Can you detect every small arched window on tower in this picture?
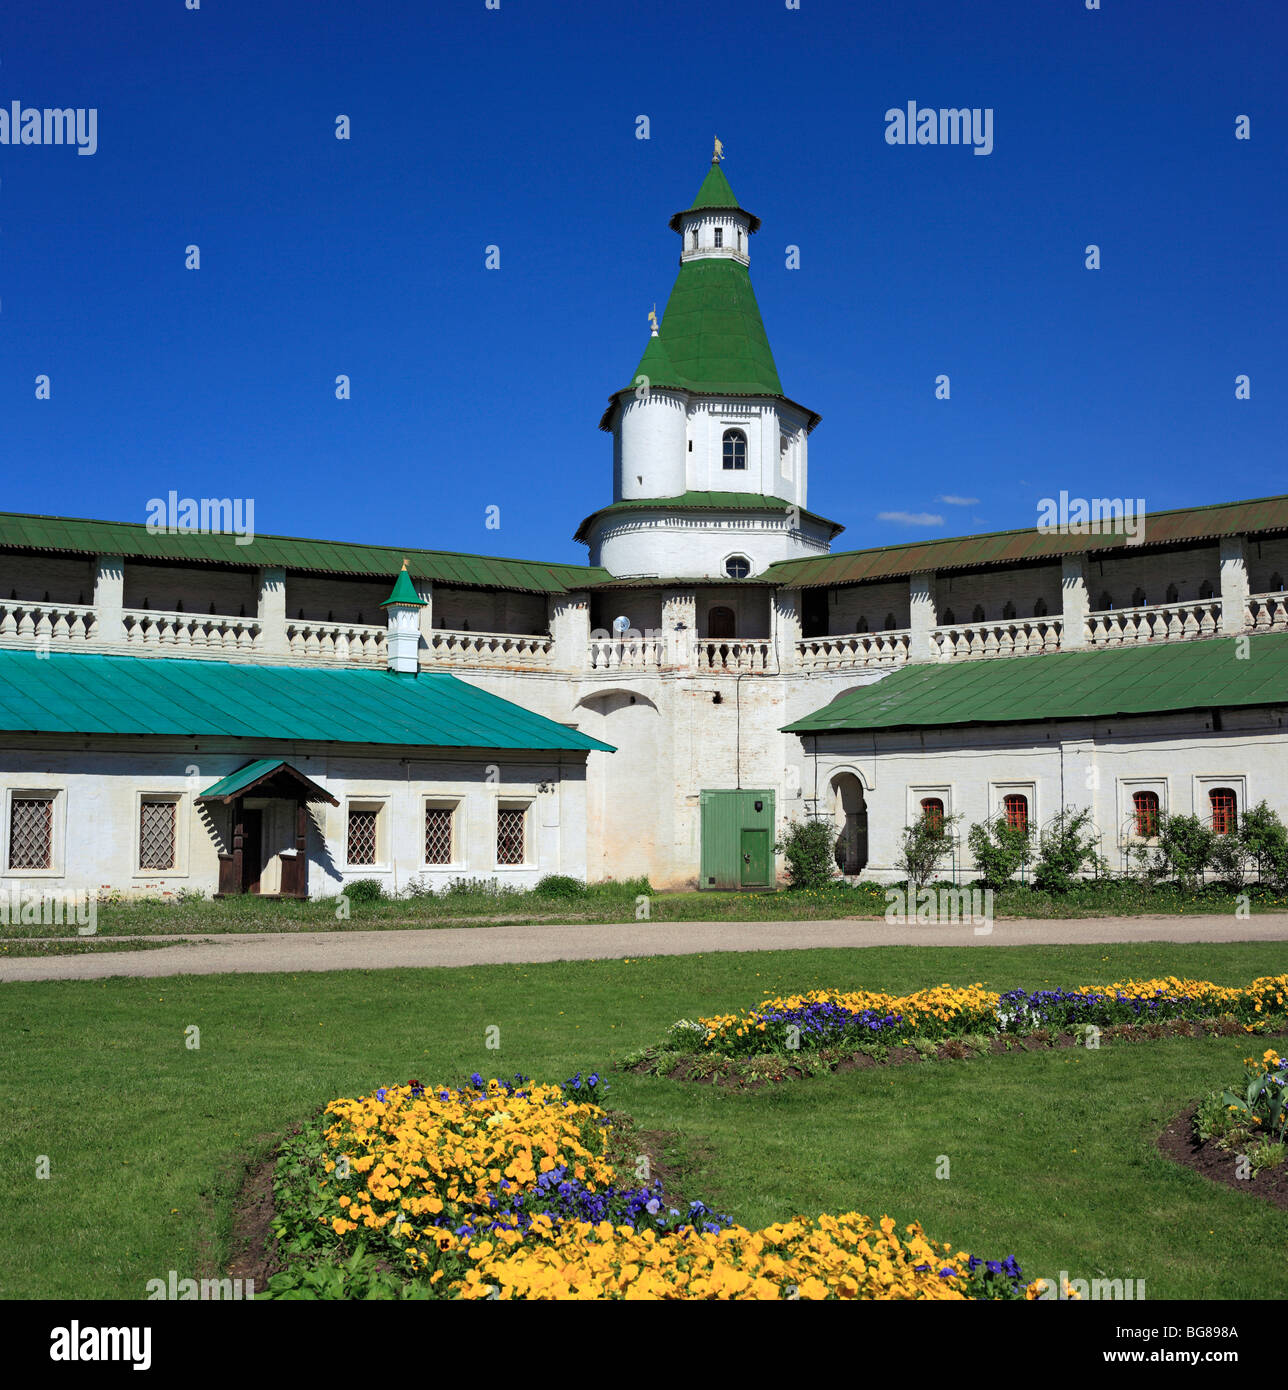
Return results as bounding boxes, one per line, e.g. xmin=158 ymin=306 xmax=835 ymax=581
xmin=714 ymin=226 xmax=723 ymax=249
xmin=1002 ymin=794 xmax=1029 ymax=833
xmin=1132 ymin=790 xmax=1160 ymax=839
xmin=737 ymin=227 xmax=743 ymax=253
xmin=1209 ymin=787 xmax=1238 ymax=836
xmin=722 ymin=429 xmax=747 ymax=471
xmin=690 ymin=228 xmax=698 ymax=251
xmin=724 ymin=555 xmax=751 ymax=579
xmin=920 ymin=797 xmax=945 ymax=831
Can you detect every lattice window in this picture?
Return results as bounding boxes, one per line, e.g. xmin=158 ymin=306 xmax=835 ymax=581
xmin=1209 ymin=788 xmax=1238 ymax=836
xmin=920 ymin=798 xmax=945 ymax=831
xmin=1003 ymin=794 xmax=1029 ymax=833
xmin=722 ymin=429 xmax=746 ymax=470
xmin=497 ymin=807 xmax=526 ymax=865
xmin=139 ymin=799 xmax=176 ymax=870
xmin=1132 ymin=790 xmax=1160 ymax=838
xmin=425 ymin=806 xmax=454 ymax=865
xmin=347 ymin=807 xmax=379 ymax=865
xmin=8 ymin=797 xmax=52 ymax=869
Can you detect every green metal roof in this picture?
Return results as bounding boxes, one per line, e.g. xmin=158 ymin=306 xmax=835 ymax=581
xmin=0 ymin=651 xmax=615 ymax=752
xmin=0 ymin=512 xmax=610 ymax=595
xmin=574 ymin=491 xmax=845 ymax=544
xmin=783 ymin=634 xmax=1288 ymax=735
xmin=667 ymin=160 xmax=762 ymax=232
xmin=762 ymin=493 xmax=1288 ymax=590
xmin=197 ymin=758 xmax=339 ymax=804
xmin=381 ymin=566 xmax=426 ymax=607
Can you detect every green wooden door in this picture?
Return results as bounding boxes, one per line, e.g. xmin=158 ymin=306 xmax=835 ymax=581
xmin=740 ymin=828 xmax=770 ymax=888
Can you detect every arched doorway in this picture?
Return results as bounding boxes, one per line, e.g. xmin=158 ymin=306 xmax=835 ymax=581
xmin=707 ymin=606 xmax=736 ymax=639
xmin=830 ymin=772 xmax=868 ymax=875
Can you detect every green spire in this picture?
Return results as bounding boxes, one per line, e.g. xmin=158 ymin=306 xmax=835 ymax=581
xmin=380 ymin=561 xmax=426 ymax=608
xmin=689 ymin=159 xmax=740 ymax=212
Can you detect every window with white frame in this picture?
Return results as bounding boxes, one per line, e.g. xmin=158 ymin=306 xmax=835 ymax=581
xmin=139 ymin=798 xmax=178 ymax=871
xmin=424 ymin=801 xmax=457 ymax=866
xmin=346 ymin=801 xmax=385 ymax=867
xmin=8 ymin=793 xmax=55 ymax=870
xmin=496 ymin=802 xmax=530 ymax=866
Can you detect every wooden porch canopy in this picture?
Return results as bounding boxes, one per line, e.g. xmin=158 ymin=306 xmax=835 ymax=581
xmin=197 ymin=760 xmax=338 ymax=899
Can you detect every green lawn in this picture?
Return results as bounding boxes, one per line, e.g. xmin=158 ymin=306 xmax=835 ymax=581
xmin=2 ymin=940 xmax=1285 ymax=1299
xmin=7 ymin=875 xmax=1287 ymax=938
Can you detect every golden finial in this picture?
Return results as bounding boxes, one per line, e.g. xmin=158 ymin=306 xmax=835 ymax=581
xmin=712 ymin=135 xmax=724 ymax=163
xmin=648 ymin=304 xmax=658 ymax=335
xmin=401 ymin=557 xmax=410 ymax=571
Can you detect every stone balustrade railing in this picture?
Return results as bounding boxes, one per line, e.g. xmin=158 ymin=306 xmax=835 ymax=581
xmin=698 ymin=638 xmax=775 ymax=672
xmin=1246 ymin=592 xmax=1288 ymax=633
xmin=285 ymin=619 xmax=387 ymax=664
xmin=795 ymin=629 xmax=912 ymax=671
xmin=933 ymin=618 xmax=1063 ymax=660
xmin=1084 ymin=598 xmax=1222 ymax=646
xmin=587 ymin=636 xmax=666 ymax=671
xmin=427 ymin=629 xmax=555 ymax=669
xmin=123 ymin=608 xmax=262 ymax=653
xmin=0 ymin=601 xmax=98 ymax=646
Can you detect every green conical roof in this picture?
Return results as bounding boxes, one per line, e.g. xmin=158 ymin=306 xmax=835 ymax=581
xmin=623 ymin=258 xmax=783 ymax=398
xmin=380 ymin=564 xmax=426 ymax=607
xmin=690 ymin=160 xmax=740 ymax=211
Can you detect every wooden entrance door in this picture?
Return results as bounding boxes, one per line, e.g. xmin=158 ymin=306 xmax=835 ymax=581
xmin=241 ymin=809 xmax=264 ymax=894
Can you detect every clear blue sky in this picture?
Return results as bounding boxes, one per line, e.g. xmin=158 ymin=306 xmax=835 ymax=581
xmin=1 ymin=1 xmax=1284 ymax=563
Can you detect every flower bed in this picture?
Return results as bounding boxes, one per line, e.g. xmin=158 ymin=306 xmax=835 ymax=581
xmin=671 ymin=975 xmax=1288 ymax=1060
xmin=1194 ymin=1047 xmax=1288 ymax=1163
xmin=262 ymin=1071 xmax=1031 ymax=1300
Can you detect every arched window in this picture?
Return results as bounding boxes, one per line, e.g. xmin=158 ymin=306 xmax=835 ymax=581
xmin=1165 ymin=583 xmax=1179 ymax=603
xmin=713 ymin=226 xmax=724 ymax=249
xmin=1002 ymin=794 xmax=1029 ymax=833
xmin=1132 ymin=587 xmax=1147 ymax=607
xmin=1033 ymin=597 xmax=1048 ymax=617
xmin=883 ymin=612 xmax=897 ymax=631
xmin=920 ymin=797 xmax=945 ymax=831
xmin=722 ymin=429 xmax=747 ymax=470
xmin=707 ymin=606 xmax=736 ymax=639
xmin=1271 ymin=572 xmax=1284 ymax=592
xmin=941 ymin=608 xmax=956 ymax=625
xmin=1002 ymin=600 xmax=1016 ymax=620
xmin=1132 ymin=789 xmax=1160 ymax=838
xmin=972 ymin=604 xmax=985 ymax=622
xmin=690 ymin=229 xmax=698 ymax=250
xmin=1209 ymin=788 xmax=1238 ymax=835
xmin=1098 ymin=592 xmax=1113 ymax=611
xmin=1198 ymin=580 xmax=1214 ymax=600
xmin=856 ymin=616 xmax=869 ymax=632
xmin=724 ymin=555 xmax=751 ymax=579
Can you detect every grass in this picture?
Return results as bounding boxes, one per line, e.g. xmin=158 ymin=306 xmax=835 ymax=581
xmin=8 ymin=875 xmax=1287 ymax=938
xmin=2 ymin=940 xmax=1286 ymax=1299
xmin=0 ymin=939 xmax=182 ymax=958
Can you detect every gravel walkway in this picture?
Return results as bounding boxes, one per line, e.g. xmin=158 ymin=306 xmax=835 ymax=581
xmin=2 ymin=913 xmax=1286 ymax=983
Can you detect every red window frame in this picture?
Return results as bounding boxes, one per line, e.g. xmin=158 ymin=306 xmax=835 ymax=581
xmin=1002 ymin=794 xmax=1029 ymax=833
xmin=1132 ymin=790 xmax=1160 ymax=839
xmin=919 ymin=797 xmax=945 ymax=831
xmin=1209 ymin=788 xmax=1237 ymax=836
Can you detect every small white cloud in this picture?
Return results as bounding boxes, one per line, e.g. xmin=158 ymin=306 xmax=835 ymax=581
xmin=937 ymin=495 xmax=979 ymax=506
xmin=877 ymin=511 xmax=944 ymax=527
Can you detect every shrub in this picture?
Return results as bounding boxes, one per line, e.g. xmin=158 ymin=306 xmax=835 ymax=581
xmin=1032 ymin=808 xmax=1100 ymax=894
xmin=344 ymin=878 xmax=385 ymax=903
xmin=1156 ymin=813 xmax=1215 ymax=888
xmin=534 ymin=874 xmax=589 ymax=900
xmin=774 ymin=817 xmax=838 ymax=890
xmin=1208 ymin=831 xmax=1248 ymax=889
xmin=895 ymin=812 xmax=959 ymax=890
xmin=967 ymin=816 xmax=1032 ymax=890
xmin=1240 ymin=801 xmax=1288 ymax=887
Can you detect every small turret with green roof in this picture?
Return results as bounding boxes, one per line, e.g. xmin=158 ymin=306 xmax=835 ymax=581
xmin=381 ymin=559 xmax=426 ymax=609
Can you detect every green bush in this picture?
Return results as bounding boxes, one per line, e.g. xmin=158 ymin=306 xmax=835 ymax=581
xmin=534 ymin=874 xmax=589 ymax=900
xmin=774 ymin=817 xmax=838 ymax=890
xmin=895 ymin=812 xmax=958 ymax=890
xmin=1032 ymin=808 xmax=1101 ymax=894
xmin=967 ymin=816 xmax=1032 ymax=890
xmin=1240 ymin=801 xmax=1288 ymax=887
xmin=344 ymin=878 xmax=385 ymax=904
xmin=1157 ymin=813 xmax=1216 ymax=889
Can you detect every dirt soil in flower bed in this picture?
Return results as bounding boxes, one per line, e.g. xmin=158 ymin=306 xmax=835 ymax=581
xmin=1157 ymin=1105 xmax=1288 ymax=1211
xmin=636 ymin=1019 xmax=1288 ymax=1091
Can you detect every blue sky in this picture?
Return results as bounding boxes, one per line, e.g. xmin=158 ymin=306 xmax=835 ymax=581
xmin=0 ymin=1 xmax=1284 ymax=564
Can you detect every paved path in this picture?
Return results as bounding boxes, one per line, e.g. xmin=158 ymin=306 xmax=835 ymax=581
xmin=2 ymin=913 xmax=1287 ymax=983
